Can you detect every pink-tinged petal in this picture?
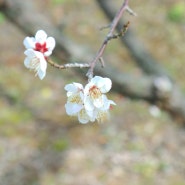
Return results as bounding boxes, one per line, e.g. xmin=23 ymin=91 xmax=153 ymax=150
xmin=35 ymin=30 xmax=47 ymax=43
xmin=23 ymin=37 xmax=35 ymax=49
xmin=46 ymin=37 xmax=56 ymax=51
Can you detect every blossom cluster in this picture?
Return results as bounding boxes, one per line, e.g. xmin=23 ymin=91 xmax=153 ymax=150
xmin=23 ymin=30 xmax=116 ymax=123
xmin=23 ymin=30 xmax=55 ymax=80
xmin=65 ymin=76 xmax=116 ymax=124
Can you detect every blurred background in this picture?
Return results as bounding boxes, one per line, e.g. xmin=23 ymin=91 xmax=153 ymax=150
xmin=0 ymin=0 xmax=185 ymax=184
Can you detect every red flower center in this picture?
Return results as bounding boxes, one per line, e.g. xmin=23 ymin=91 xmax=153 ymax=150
xmin=35 ymin=42 xmax=48 ymax=53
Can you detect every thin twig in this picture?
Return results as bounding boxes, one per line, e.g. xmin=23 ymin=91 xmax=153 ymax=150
xmin=126 ymin=6 xmax=137 ymax=16
xmin=86 ymin=0 xmax=130 ymax=79
xmin=47 ymin=58 xmax=90 ymax=69
xmin=45 ymin=0 xmax=131 ymax=77
xmin=47 ymin=58 xmax=65 ymax=69
xmin=107 ymin=21 xmax=130 ymax=40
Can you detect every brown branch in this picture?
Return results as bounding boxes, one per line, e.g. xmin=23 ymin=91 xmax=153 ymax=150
xmin=87 ymin=0 xmax=130 ymax=79
xmin=1 ymin=0 xmax=185 ymax=125
xmin=47 ymin=58 xmax=90 ymax=69
xmin=96 ymin=0 xmax=169 ymax=77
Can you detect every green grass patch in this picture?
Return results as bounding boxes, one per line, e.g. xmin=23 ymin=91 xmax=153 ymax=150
xmin=168 ymin=3 xmax=185 ymax=23
xmin=0 ymin=12 xmax=5 ymax=24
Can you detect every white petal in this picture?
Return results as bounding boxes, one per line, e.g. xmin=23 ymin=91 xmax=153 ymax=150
xmin=35 ymin=30 xmax=47 ymax=43
xmin=84 ymin=96 xmax=94 ymax=111
xmin=73 ymin=83 xmax=84 ymax=90
xmin=78 ymin=109 xmax=90 ymax=124
xmin=35 ymin=57 xmax=47 ymax=78
xmin=37 ymin=69 xmax=46 ymax=80
xmin=66 ymin=91 xmax=72 ymax=97
xmin=64 ymin=83 xmax=83 ymax=93
xmin=44 ymin=50 xmax=52 ymax=57
xmin=101 ymin=95 xmax=116 ymax=110
xmin=84 ymin=82 xmax=91 ymax=95
xmin=46 ymin=37 xmax=56 ymax=51
xmin=93 ymin=97 xmax=104 ymax=108
xmin=24 ymin=50 xmax=47 ymax=80
xmin=90 ymin=76 xmax=103 ymax=85
xmin=98 ymin=77 xmax=112 ymax=93
xmin=65 ymin=84 xmax=75 ymax=92
xmin=23 ymin=37 xmax=35 ymax=49
xmin=86 ymin=109 xmax=94 ymax=118
xmin=65 ymin=102 xmax=83 ymax=115
xmin=24 ymin=49 xmax=36 ymax=57
xmin=90 ymin=76 xmax=105 ymax=89
xmin=35 ymin=52 xmax=47 ymax=71
xmin=24 ymin=57 xmax=31 ymax=69
xmin=89 ymin=76 xmax=112 ymax=93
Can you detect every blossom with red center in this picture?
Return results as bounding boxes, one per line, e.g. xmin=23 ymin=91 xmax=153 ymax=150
xmin=23 ymin=30 xmax=55 ymax=79
xmin=35 ymin=42 xmax=48 ymax=54
xmin=23 ymin=30 xmax=55 ymax=57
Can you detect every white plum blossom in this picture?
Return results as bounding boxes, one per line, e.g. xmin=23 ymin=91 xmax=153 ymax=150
xmin=64 ymin=76 xmax=116 ymax=124
xmin=64 ymin=83 xmax=93 ymax=124
xmin=84 ymin=76 xmax=112 ymax=111
xmin=23 ymin=30 xmax=55 ymax=79
xmin=24 ymin=49 xmax=47 ymax=80
xmin=87 ymin=94 xmax=116 ymax=123
xmin=23 ymin=30 xmax=55 ymax=57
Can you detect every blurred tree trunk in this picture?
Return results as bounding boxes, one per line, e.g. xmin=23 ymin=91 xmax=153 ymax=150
xmin=1 ymin=0 xmax=185 ymax=125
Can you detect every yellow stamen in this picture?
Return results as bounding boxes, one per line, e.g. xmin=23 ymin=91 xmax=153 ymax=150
xmin=68 ymin=94 xmax=82 ymax=104
xmin=89 ymin=85 xmax=102 ymax=100
xmin=97 ymin=111 xmax=109 ymax=123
